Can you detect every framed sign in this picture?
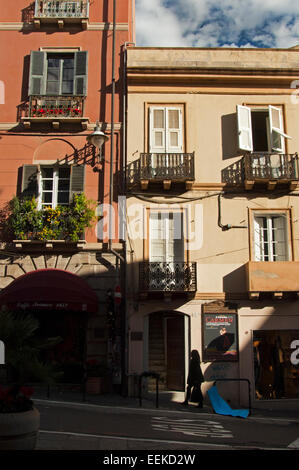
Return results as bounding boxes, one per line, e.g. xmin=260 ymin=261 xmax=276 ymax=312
xmin=202 ymin=312 xmax=239 ymax=362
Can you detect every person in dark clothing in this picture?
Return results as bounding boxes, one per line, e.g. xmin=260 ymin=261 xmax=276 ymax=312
xmin=182 ymin=350 xmax=204 ymax=408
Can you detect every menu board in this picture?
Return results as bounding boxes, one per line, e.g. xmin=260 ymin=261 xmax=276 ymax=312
xmin=202 ymin=313 xmax=238 ymax=362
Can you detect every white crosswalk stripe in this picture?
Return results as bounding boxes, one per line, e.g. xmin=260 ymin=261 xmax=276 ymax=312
xmin=152 ymin=417 xmax=233 ymax=439
xmin=288 ymin=437 xmax=299 ymax=449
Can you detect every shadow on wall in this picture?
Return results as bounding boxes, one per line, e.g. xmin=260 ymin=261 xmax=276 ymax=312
xmin=221 ymin=113 xmax=239 ymax=160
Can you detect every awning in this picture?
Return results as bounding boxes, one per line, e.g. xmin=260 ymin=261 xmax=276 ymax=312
xmin=0 ymin=269 xmax=98 ymax=313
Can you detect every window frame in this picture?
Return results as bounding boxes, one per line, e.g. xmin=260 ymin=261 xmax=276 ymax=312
xmin=144 ymin=207 xmax=189 ymax=263
xmin=237 ymin=104 xmax=291 ymax=154
xmin=146 ymin=103 xmax=185 ymax=154
xmin=249 ymin=208 xmax=293 ymax=262
xmin=38 ymin=165 xmax=71 ymax=209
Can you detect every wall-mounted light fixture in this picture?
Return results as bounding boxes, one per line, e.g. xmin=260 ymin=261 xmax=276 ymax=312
xmin=86 ymin=121 xmax=109 ymax=166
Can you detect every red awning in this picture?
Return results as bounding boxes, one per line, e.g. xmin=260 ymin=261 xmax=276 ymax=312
xmin=0 ymin=269 xmax=98 ymax=313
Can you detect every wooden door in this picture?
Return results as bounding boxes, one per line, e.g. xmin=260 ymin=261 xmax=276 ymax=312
xmin=166 ymin=316 xmax=185 ymax=391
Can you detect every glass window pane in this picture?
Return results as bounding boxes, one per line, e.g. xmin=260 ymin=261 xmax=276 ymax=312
xmin=43 ymin=180 xmax=53 ymax=191
xmin=170 ymin=132 xmax=178 ymax=147
xmin=58 ymin=180 xmax=70 ymax=191
xmin=42 ymin=192 xmax=53 ymax=204
xmin=47 ymin=58 xmax=60 ymax=68
xmin=62 ymin=81 xmax=73 ymax=94
xmin=62 ymin=68 xmax=74 ymax=81
xmin=168 ymin=109 xmax=179 ymax=129
xmin=154 ymin=131 xmax=163 ymax=147
xmin=47 ymin=69 xmax=60 ymax=81
xmin=153 ymin=110 xmax=164 ymax=129
xmin=57 ymin=192 xmax=69 ymax=204
xmin=59 ymin=167 xmax=71 ymax=178
xmin=46 ymin=82 xmax=59 ymax=95
xmin=41 ymin=168 xmax=53 ymax=178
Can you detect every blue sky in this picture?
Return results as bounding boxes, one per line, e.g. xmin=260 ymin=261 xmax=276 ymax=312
xmin=135 ymin=0 xmax=299 ymax=48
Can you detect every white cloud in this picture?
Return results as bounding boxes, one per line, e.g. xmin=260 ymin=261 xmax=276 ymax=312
xmin=135 ymin=0 xmax=299 ymax=48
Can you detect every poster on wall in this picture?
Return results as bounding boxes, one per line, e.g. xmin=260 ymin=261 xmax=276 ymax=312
xmin=202 ymin=313 xmax=239 ymax=362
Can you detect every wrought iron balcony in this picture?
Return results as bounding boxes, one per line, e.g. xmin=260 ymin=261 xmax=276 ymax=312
xmin=139 ymin=262 xmax=197 ymax=293
xmin=35 ymin=0 xmax=89 ymax=18
xmin=127 ymin=153 xmax=195 ymax=190
xmin=21 ymin=95 xmax=87 ymax=129
xmin=222 ymin=152 xmax=299 ymax=190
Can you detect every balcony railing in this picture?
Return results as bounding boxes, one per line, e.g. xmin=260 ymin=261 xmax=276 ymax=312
xmin=139 ymin=153 xmax=195 ymax=181
xmin=26 ymin=95 xmax=85 ymax=118
xmin=244 ymin=153 xmax=299 ymax=180
xmin=34 ymin=0 xmax=89 ymax=19
xmin=222 ymin=153 xmax=299 ymax=188
xmin=139 ymin=262 xmax=197 ymax=293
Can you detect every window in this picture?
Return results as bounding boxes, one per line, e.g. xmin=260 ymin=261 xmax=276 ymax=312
xmin=237 ymin=105 xmax=291 ymax=153
xmin=28 ymin=50 xmax=88 ymax=96
xmin=149 ymin=106 xmax=183 ymax=153
xmin=40 ymin=166 xmax=71 ymax=208
xmin=21 ymin=164 xmax=85 ymax=207
xmin=46 ymin=54 xmax=74 ymax=95
xmin=253 ymin=213 xmax=289 ymax=261
xmin=149 ymin=211 xmax=184 ymax=263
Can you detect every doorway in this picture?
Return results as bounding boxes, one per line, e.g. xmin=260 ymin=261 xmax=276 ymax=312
xmin=148 ymin=312 xmax=188 ymax=391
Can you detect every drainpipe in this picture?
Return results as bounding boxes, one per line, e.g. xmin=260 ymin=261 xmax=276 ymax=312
xmin=218 ymin=194 xmax=248 ymax=230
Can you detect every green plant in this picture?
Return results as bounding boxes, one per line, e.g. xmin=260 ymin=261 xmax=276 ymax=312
xmin=0 ymin=309 xmax=62 ymax=388
xmin=7 ymin=194 xmax=95 ymax=242
xmin=86 ymin=359 xmax=110 ymax=378
xmin=8 ymin=197 xmax=43 ymax=240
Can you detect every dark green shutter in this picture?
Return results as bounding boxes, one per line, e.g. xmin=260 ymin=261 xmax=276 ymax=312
xmin=69 ymin=164 xmax=85 ymax=202
xmin=28 ymin=51 xmax=46 ymax=96
xmin=21 ymin=164 xmax=39 ymax=198
xmin=74 ymin=51 xmax=88 ymax=96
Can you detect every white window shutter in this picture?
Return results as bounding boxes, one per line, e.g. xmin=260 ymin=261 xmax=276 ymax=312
xmin=149 ymin=107 xmax=166 ymax=153
xmin=268 ymin=105 xmax=291 ymax=153
xmin=149 ymin=213 xmax=165 ymax=262
xmin=166 ymin=108 xmax=183 ymax=153
xmin=237 ymin=105 xmax=253 ymax=152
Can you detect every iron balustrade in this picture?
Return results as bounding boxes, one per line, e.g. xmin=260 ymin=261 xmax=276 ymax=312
xmin=27 ymin=95 xmax=85 ymax=118
xmin=140 ymin=262 xmax=197 ymax=292
xmin=244 ymin=152 xmax=299 ymax=181
xmin=35 ymin=0 xmax=89 ymax=18
xmin=139 ymin=153 xmax=195 ymax=181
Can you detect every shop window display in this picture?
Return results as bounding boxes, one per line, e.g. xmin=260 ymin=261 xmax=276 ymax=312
xmin=253 ymin=330 xmax=299 ymax=400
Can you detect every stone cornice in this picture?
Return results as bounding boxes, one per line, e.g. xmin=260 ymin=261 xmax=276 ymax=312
xmin=0 ymin=22 xmax=128 ymax=31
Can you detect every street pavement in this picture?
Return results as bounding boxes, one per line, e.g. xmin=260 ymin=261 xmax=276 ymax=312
xmin=32 ymin=390 xmax=299 ymax=451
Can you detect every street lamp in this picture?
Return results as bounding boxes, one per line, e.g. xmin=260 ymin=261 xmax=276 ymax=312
xmin=86 ymin=121 xmax=109 ymax=163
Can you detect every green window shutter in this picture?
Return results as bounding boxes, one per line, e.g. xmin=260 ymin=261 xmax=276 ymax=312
xmin=69 ymin=164 xmax=85 ymax=202
xmin=28 ymin=51 xmax=46 ymax=96
xmin=21 ymin=164 xmax=39 ymax=198
xmin=74 ymin=51 xmax=88 ymax=96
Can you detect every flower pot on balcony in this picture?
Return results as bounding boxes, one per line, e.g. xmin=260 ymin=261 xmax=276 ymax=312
xmin=0 ymin=407 xmax=40 ymax=450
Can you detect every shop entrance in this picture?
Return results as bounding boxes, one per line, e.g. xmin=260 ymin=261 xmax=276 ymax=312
xmin=148 ymin=312 xmax=188 ymax=391
xmin=253 ymin=330 xmax=299 ymax=400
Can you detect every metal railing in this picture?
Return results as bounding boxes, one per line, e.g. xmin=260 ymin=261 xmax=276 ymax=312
xmin=244 ymin=152 xmax=299 ymax=180
xmin=222 ymin=152 xmax=299 ymax=184
xmin=139 ymin=262 xmax=197 ymax=292
xmin=26 ymin=95 xmax=85 ymax=118
xmin=35 ymin=0 xmax=89 ymax=18
xmin=139 ymin=153 xmax=195 ymax=181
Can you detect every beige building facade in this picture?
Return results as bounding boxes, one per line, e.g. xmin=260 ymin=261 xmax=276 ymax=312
xmin=125 ymin=46 xmax=299 ymax=409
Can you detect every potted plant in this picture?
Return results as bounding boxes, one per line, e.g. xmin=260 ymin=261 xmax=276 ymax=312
xmin=85 ymin=359 xmax=112 ymax=394
xmin=0 ymin=309 xmax=62 ymax=450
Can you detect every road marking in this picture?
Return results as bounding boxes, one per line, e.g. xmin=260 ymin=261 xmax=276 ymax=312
xmin=39 ymin=430 xmax=232 ymax=449
xmin=152 ymin=417 xmax=234 ymax=439
xmin=288 ymin=437 xmax=299 ymax=449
